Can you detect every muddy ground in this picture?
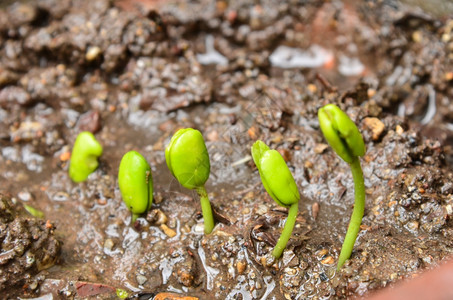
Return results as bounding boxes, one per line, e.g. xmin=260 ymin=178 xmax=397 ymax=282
xmin=0 ymin=0 xmax=452 ymax=299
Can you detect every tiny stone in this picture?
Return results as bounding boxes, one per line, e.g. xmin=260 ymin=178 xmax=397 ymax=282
xmin=446 ymin=204 xmax=453 ymax=216
xmin=405 ymin=220 xmax=419 ymax=232
xmin=86 ymin=46 xmax=102 ymax=61
xmin=154 ymin=193 xmax=163 ymax=204
xmin=177 ymin=269 xmax=194 ymax=287
xmin=237 ymin=261 xmax=247 ymax=274
xmin=395 ymin=125 xmax=404 ymax=135
xmin=77 ymin=110 xmax=101 ymax=133
xmin=18 ymin=191 xmax=33 ymax=201
xmin=321 ymin=256 xmax=334 ymax=265
xmin=28 ymin=280 xmax=38 ymax=290
xmin=160 ymin=224 xmax=177 ymax=238
xmin=363 ymin=117 xmax=385 ymax=141
xmin=256 ymin=204 xmax=268 ymax=215
xmin=412 ymin=30 xmax=422 ymax=43
xmin=316 ymin=249 xmax=328 ymax=258
xmin=207 ymin=130 xmax=219 ymax=141
xmin=261 ymin=254 xmax=276 ymax=267
xmin=367 ymin=88 xmax=376 ymax=98
xmin=104 ymin=239 xmax=114 ymax=251
xmin=314 ymin=143 xmax=328 ymax=154
xmin=193 ymin=223 xmax=204 ymax=233
xmin=307 ymin=84 xmax=317 ymax=93
xmin=282 ymin=250 xmax=299 ymax=267
xmin=249 ymin=271 xmax=256 ymax=279
xmin=136 ymin=274 xmax=147 ymax=285
xmin=147 ymin=209 xmax=168 ymax=225
xmin=284 ymin=267 xmax=296 ymax=275
xmin=291 ymin=277 xmax=301 ymax=286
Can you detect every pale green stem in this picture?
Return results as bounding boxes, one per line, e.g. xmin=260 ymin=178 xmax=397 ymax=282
xmin=196 ymin=185 xmax=215 ymax=234
xmin=131 ymin=213 xmax=140 ymax=223
xmin=272 ymin=202 xmax=299 ymax=259
xmin=337 ymin=156 xmax=365 ymax=270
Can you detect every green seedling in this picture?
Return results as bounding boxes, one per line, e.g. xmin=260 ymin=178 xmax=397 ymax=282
xmin=23 ymin=204 xmax=44 ymax=218
xmin=318 ymin=104 xmax=366 ymax=270
xmin=251 ymin=140 xmax=300 ymax=259
xmin=165 ymin=128 xmax=214 ymax=234
xmin=116 ymin=289 xmax=128 ymax=299
xmin=118 ymin=151 xmax=153 ymax=223
xmin=69 ymin=131 xmax=103 ymax=182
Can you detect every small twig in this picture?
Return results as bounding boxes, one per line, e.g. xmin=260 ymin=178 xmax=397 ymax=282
xmin=316 ymin=73 xmax=337 ymax=93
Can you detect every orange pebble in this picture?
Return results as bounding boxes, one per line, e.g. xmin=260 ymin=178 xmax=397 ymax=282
xmin=45 ymin=220 xmax=52 ymax=229
xmin=60 ymin=152 xmax=71 ymax=161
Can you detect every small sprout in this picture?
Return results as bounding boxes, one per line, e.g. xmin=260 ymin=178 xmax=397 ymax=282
xmin=318 ymin=104 xmax=366 ymax=270
xmin=69 ymin=131 xmax=103 ymax=182
xmin=23 ymin=204 xmax=44 ymax=218
xmin=116 ymin=289 xmax=128 ymax=299
xmin=165 ymin=128 xmax=214 ymax=234
xmin=118 ymin=151 xmax=153 ymax=223
xmin=318 ymin=104 xmax=365 ymax=163
xmin=165 ymin=128 xmax=210 ymax=189
xmin=251 ymin=140 xmax=300 ymax=259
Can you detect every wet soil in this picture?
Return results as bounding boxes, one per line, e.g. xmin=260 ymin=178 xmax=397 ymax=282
xmin=0 ymin=0 xmax=452 ymax=299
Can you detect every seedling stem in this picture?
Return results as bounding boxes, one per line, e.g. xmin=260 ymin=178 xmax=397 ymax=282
xmin=196 ymin=186 xmax=215 ymax=234
xmin=337 ymin=156 xmax=365 ymax=270
xmin=272 ymin=202 xmax=299 ymax=258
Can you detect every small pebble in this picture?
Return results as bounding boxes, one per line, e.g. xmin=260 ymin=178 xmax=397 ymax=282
xmin=207 ymin=130 xmax=219 ymax=141
xmin=363 ymin=117 xmax=385 ymax=141
xmin=405 ymin=220 xmax=419 ymax=232
xmin=321 ymin=256 xmax=334 ymax=265
xmin=136 ymin=274 xmax=147 ymax=285
xmin=282 ymin=250 xmax=299 ymax=267
xmin=307 ymin=84 xmax=317 ymax=93
xmin=86 ymin=46 xmax=102 ymax=61
xmin=412 ymin=31 xmax=422 ymax=43
xmin=284 ymin=267 xmax=296 ymax=275
xmin=104 ymin=239 xmax=114 ymax=251
xmin=316 ymin=249 xmax=328 ymax=258
xmin=193 ymin=223 xmax=205 ymax=233
xmin=237 ymin=261 xmax=247 ymax=274
xmin=177 ymin=270 xmax=194 ymax=287
xmin=367 ymin=88 xmax=376 ymax=98
xmin=59 ymin=152 xmax=71 ymax=161
xmin=18 ymin=191 xmax=33 ymax=201
xmin=160 ymin=224 xmax=177 ymax=238
xmin=256 ymin=204 xmax=268 ymax=215
xmin=314 ymin=143 xmax=328 ymax=154
xmin=147 ymin=209 xmax=168 ymax=225
xmin=77 ymin=110 xmax=101 ymax=133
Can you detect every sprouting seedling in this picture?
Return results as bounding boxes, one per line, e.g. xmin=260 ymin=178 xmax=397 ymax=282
xmin=251 ymin=140 xmax=300 ymax=259
xmin=318 ymin=104 xmax=366 ymax=270
xmin=23 ymin=204 xmax=44 ymax=218
xmin=69 ymin=131 xmax=103 ymax=182
xmin=165 ymin=128 xmax=214 ymax=234
xmin=118 ymin=151 xmax=153 ymax=223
